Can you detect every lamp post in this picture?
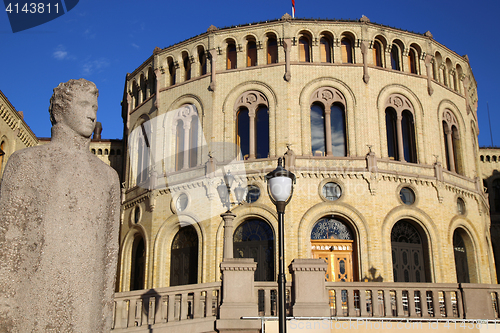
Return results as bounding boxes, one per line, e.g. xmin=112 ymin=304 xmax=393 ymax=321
xmin=217 ymin=170 xmax=246 ymax=259
xmin=265 ymin=157 xmax=295 ymax=333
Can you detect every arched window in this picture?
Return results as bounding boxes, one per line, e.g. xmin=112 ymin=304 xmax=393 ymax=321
xmin=136 ymin=122 xmax=150 ymax=184
xmin=299 ymin=36 xmax=310 ymax=62
xmin=320 ymin=37 xmax=331 ymax=63
xmin=234 ymin=219 xmax=274 ymax=281
xmin=341 ymin=38 xmax=353 ymax=64
xmin=147 ymin=67 xmax=156 ymax=97
xmin=386 ymin=108 xmax=398 ymax=160
xmin=442 ymin=110 xmax=462 ymax=174
xmin=310 ymin=87 xmax=348 ymax=157
xmin=385 ymin=95 xmax=417 ymax=163
xmin=310 ymin=104 xmax=326 ymax=156
xmin=170 ymin=226 xmax=198 ymax=286
xmin=408 ymin=48 xmax=417 ymax=74
xmin=401 ymin=111 xmax=417 ymax=163
xmin=311 ymin=217 xmax=357 ymax=282
xmin=493 ymin=179 xmax=500 ymax=212
xmin=227 ymin=42 xmax=237 ymax=69
xmin=0 ymin=141 xmax=5 ymax=176
xmin=453 ymin=229 xmax=470 ymax=283
xmin=255 ymin=107 xmax=269 ymax=159
xmin=130 ymin=236 xmax=145 ymax=291
xmin=97 ymin=148 xmax=102 ymax=155
xmin=237 ymin=108 xmax=250 ymax=159
xmin=391 ymin=220 xmax=430 ymax=282
xmin=175 ymin=120 xmax=184 ymax=171
xmin=234 ymin=91 xmax=269 ymax=160
xmin=104 ymin=149 xmax=109 ymax=155
xmin=267 ymin=36 xmax=278 ymax=64
xmin=139 ymin=74 xmax=146 ymax=104
xmin=247 ymin=40 xmax=257 ymax=67
xmin=168 ymin=58 xmax=176 ymax=86
xmin=132 ymin=81 xmax=139 ymax=108
xmin=198 ymin=46 xmax=207 ymax=75
xmin=373 ymin=40 xmax=383 ymax=67
xmin=183 ymin=52 xmax=191 ymax=81
xmin=391 ymin=45 xmax=400 ymax=70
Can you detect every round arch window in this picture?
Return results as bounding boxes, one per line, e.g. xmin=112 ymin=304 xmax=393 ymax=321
xmin=399 ymin=187 xmax=415 ymax=205
xmin=176 ymin=193 xmax=189 ymax=213
xmin=322 ymin=182 xmax=342 ymax=201
xmin=457 ymin=197 xmax=466 ymax=215
xmin=246 ymin=185 xmax=260 ymax=203
xmin=133 ymin=206 xmax=141 ymax=224
xmin=311 ymin=217 xmax=353 ymax=240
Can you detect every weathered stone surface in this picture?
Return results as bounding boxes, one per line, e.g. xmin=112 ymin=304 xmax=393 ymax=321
xmin=0 ymin=79 xmax=120 ymax=332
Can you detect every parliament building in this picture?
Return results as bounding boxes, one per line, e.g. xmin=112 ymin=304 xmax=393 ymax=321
xmin=2 ymin=13 xmax=500 ymax=332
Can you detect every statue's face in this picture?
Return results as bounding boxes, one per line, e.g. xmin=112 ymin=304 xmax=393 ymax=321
xmin=60 ymin=90 xmax=98 ymax=138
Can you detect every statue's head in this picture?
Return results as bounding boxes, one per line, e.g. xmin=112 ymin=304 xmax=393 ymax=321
xmin=49 ymin=79 xmax=99 ymax=138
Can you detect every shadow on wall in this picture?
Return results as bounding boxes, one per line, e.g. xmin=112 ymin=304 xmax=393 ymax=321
xmin=362 ymin=267 xmax=384 ymax=282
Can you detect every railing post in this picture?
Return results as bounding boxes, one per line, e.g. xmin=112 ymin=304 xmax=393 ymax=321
xmin=461 ymin=283 xmax=496 ymax=319
xmin=216 ymin=258 xmax=260 ymax=332
xmin=167 ymin=294 xmax=176 ymax=322
xmin=360 ymin=289 xmax=369 ymax=317
xmin=348 ymin=288 xmax=356 ymax=317
xmin=290 ymin=259 xmax=330 ymax=317
xmin=421 ymin=290 xmax=429 ymax=318
xmin=193 ymin=291 xmax=202 ymax=318
xmin=264 ymin=288 xmax=271 ymax=316
xmin=384 ymin=290 xmax=394 ymax=317
xmin=444 ymin=290 xmax=453 ymax=318
xmin=180 ymin=292 xmax=189 ymax=320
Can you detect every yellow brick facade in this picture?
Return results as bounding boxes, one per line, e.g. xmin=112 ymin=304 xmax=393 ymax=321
xmin=117 ymin=16 xmax=494 ymax=292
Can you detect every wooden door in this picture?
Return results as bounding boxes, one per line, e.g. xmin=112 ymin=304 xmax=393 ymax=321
xmin=312 ymin=239 xmax=354 ymax=282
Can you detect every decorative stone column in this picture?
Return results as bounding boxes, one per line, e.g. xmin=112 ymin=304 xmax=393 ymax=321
xmin=425 ymin=54 xmax=434 ymax=96
xmin=217 ymin=258 xmax=260 ymax=332
xmin=283 ymin=38 xmax=292 ymax=81
xmin=290 ymin=259 xmax=330 ymax=317
xmin=360 ymin=40 xmax=370 ymax=83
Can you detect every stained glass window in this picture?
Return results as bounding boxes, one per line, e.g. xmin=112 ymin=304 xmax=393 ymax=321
xmin=311 ymin=218 xmax=353 ymax=240
xmin=391 ymin=220 xmax=421 ymax=244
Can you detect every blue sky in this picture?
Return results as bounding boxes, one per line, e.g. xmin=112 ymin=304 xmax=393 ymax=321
xmin=1 ymin=0 xmax=499 ymax=146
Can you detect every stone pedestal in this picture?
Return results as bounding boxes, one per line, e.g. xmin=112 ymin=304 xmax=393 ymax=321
xmin=461 ymin=283 xmax=497 ymax=319
xmin=290 ymin=259 xmax=330 ymax=317
xmin=216 ymin=258 xmax=260 ymax=332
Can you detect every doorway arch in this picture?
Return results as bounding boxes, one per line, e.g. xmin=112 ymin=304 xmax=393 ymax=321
xmin=170 ymin=225 xmax=198 ymax=286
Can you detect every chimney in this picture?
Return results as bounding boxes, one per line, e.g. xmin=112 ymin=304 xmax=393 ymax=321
xmin=93 ymin=122 xmax=102 ymax=140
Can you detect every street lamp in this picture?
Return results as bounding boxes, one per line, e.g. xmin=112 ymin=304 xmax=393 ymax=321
xmin=217 ymin=170 xmax=246 ymax=259
xmin=265 ymin=157 xmax=295 ymax=333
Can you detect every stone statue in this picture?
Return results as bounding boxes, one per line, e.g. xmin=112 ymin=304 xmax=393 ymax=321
xmin=0 ymin=79 xmax=120 ymax=332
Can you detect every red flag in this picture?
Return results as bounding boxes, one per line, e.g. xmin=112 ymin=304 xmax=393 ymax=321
xmin=292 ymin=0 xmax=295 ymax=18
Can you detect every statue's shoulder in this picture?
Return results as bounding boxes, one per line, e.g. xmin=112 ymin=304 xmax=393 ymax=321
xmin=6 ymin=145 xmax=50 ymax=166
xmin=89 ymin=153 xmax=120 ymax=185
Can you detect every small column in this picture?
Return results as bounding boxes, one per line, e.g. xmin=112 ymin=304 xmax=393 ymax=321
xmin=249 ymin=112 xmax=256 ymax=159
xmin=221 ymin=211 xmax=236 ymax=259
xmin=360 ymin=40 xmax=370 ymax=83
xmin=290 ymin=259 xmax=330 ymax=317
xmin=209 ymin=49 xmax=217 ymax=91
xmin=324 ymin=109 xmax=333 ymax=156
xmin=283 ymin=38 xmax=292 ymax=81
xmin=183 ymin=122 xmax=191 ymax=170
xmin=396 ymin=114 xmax=405 ymax=161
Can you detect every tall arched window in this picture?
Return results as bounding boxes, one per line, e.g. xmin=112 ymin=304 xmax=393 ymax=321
xmin=247 ymin=40 xmax=257 ymax=67
xmin=168 ymin=57 xmax=176 ymax=86
xmin=341 ymin=38 xmax=353 ymax=64
xmin=385 ymin=94 xmax=417 ymax=163
xmin=373 ymin=40 xmax=383 ymax=67
xmin=255 ymin=107 xmax=269 ymax=159
xmin=320 ymin=37 xmax=331 ymax=63
xmin=139 ymin=74 xmax=146 ymax=104
xmin=493 ymin=179 xmax=500 ymax=213
xmin=183 ymin=52 xmax=191 ymax=81
xmin=147 ymin=67 xmax=156 ymax=97
xmin=0 ymin=141 xmax=5 ymax=176
xmin=453 ymin=229 xmax=470 ymax=283
xmin=391 ymin=220 xmax=430 ymax=282
xmin=175 ymin=120 xmax=184 ymax=171
xmin=267 ymin=35 xmax=278 ymax=64
xmin=442 ymin=109 xmax=462 ymax=174
xmin=237 ymin=108 xmax=250 ymax=159
xmin=391 ymin=45 xmax=400 ymax=70
xmin=170 ymin=226 xmax=198 ymax=286
xmin=136 ymin=122 xmax=150 ymax=185
xmin=311 ymin=104 xmax=326 ymax=156
xmin=234 ymin=219 xmax=274 ymax=281
xmin=408 ymin=48 xmax=418 ymax=74
xmin=311 ymin=217 xmax=357 ymax=282
xmin=234 ymin=91 xmax=269 ymax=160
xmin=386 ymin=108 xmax=398 ymax=160
xmin=299 ymin=36 xmax=310 ymax=62
xmin=198 ymin=46 xmax=207 ymax=75
xmin=401 ymin=111 xmax=417 ymax=163
xmin=310 ymin=87 xmax=347 ymax=157
xmin=130 ymin=236 xmax=145 ymax=291
xmin=227 ymin=42 xmax=237 ymax=69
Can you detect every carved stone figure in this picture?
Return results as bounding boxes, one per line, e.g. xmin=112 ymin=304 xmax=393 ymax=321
xmin=0 ymin=79 xmax=120 ymax=332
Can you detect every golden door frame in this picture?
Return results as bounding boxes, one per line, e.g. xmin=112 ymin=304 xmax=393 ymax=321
xmin=311 ymin=239 xmax=357 ymax=282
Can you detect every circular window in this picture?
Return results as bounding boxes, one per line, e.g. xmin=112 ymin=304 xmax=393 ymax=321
xmin=399 ymin=187 xmax=415 ymax=205
xmin=322 ymin=182 xmax=342 ymax=201
xmin=457 ymin=198 xmax=466 ymax=215
xmin=246 ymin=185 xmax=260 ymax=203
xmin=133 ymin=206 xmax=141 ymax=224
xmin=176 ymin=193 xmax=189 ymax=212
